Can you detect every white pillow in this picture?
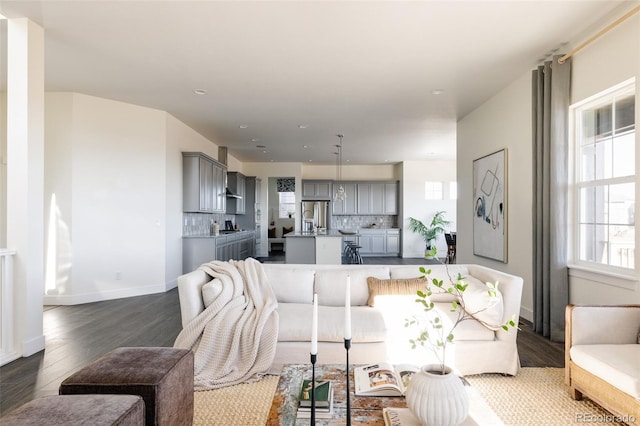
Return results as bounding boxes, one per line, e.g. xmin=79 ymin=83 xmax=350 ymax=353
xmin=315 ymin=267 xmax=390 ymax=306
xmin=202 ymin=279 xmax=223 ymax=308
xmin=458 ymin=275 xmax=504 ymax=328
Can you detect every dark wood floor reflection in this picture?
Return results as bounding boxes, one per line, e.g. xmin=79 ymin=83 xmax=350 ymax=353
xmin=0 ymin=258 xmax=564 ymax=416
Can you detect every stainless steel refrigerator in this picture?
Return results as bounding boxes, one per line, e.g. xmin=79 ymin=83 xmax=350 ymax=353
xmin=301 ymin=201 xmax=330 ymax=233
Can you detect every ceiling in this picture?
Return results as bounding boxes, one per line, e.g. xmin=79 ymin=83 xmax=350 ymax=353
xmin=0 ymin=1 xmax=632 ymax=165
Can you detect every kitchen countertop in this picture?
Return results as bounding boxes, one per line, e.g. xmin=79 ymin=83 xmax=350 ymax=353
xmin=284 ymin=228 xmax=400 ymax=238
xmin=284 ymin=230 xmax=344 ymax=238
xmin=183 ymin=230 xmax=255 ymax=239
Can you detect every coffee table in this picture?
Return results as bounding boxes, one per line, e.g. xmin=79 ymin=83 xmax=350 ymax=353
xmin=266 ymin=364 xmax=406 ymax=425
xmin=267 ymin=364 xmax=502 ymax=426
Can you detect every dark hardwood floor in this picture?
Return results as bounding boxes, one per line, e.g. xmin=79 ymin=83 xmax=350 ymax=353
xmin=0 ymin=258 xmax=565 ymax=416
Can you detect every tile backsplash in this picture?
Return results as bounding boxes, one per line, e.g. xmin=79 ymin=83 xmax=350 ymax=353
xmin=331 ymin=215 xmax=397 ymax=230
xmin=183 ymin=212 xmax=236 ymax=236
xmin=184 ymin=213 xmax=399 ymax=236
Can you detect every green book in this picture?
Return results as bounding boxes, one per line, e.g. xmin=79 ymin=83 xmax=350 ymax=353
xmin=298 ymin=379 xmax=332 ymax=408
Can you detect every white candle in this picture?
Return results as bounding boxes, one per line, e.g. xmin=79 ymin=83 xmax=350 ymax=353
xmin=311 ymin=293 xmax=318 ymax=355
xmin=345 ymin=275 xmax=352 ymax=340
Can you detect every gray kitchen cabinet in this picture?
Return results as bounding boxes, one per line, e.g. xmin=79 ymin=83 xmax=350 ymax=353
xmin=183 ymin=152 xmax=227 ymax=213
xmin=384 ymin=182 xmax=398 ymax=214
xmin=332 ymin=183 xmax=357 ymax=215
xmin=386 ymin=229 xmax=400 ymax=254
xmin=302 ymin=180 xmax=332 ymax=200
xmin=356 ymin=182 xmax=397 ymax=215
xmin=182 ymin=237 xmax=216 ymax=273
xmin=214 ymin=164 xmax=227 ymax=213
xmin=235 ymin=177 xmax=261 ymax=253
xmin=226 ymin=172 xmax=246 ymax=214
xmin=358 ymin=229 xmax=386 ymax=255
xmin=356 ymin=183 xmax=372 ymax=214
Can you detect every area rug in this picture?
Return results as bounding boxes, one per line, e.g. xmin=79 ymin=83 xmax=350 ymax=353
xmin=193 ymin=368 xmax=620 ymax=425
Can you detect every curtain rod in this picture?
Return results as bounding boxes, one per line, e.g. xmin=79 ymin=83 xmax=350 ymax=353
xmin=559 ymin=4 xmax=640 ymax=64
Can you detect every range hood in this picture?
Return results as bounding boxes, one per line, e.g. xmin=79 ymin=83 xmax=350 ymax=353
xmin=226 ymin=187 xmax=242 ymax=199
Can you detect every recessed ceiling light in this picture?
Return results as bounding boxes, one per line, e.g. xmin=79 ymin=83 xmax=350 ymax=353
xmin=298 ymin=124 xmax=309 ymax=129
xmin=431 ymin=89 xmax=445 ymax=95
xmin=239 ymin=124 xmax=249 ymax=129
xmin=303 ymin=145 xmax=309 ymax=148
xmin=262 ymin=150 xmax=268 ymax=154
xmin=193 ymin=89 xmax=207 ymax=95
xmin=251 ymin=138 xmax=259 ymax=142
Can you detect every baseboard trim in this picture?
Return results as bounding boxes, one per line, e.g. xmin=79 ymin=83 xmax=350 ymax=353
xmin=520 ymin=306 xmax=533 ymax=322
xmin=22 ymin=334 xmax=45 ymax=357
xmin=44 ymin=284 xmax=167 ymax=306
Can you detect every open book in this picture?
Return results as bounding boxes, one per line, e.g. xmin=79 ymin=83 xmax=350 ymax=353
xmin=354 ymin=363 xmax=419 ymax=396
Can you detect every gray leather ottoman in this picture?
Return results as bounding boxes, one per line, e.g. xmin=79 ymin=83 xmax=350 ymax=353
xmin=1 ymin=394 xmax=144 ymax=425
xmin=59 ymin=347 xmax=194 ymax=425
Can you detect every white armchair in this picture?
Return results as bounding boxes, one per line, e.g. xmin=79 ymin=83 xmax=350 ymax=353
xmin=565 ymin=304 xmax=640 ymax=424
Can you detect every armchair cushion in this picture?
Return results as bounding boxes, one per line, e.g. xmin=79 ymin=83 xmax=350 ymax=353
xmin=570 ymin=344 xmax=640 ymax=399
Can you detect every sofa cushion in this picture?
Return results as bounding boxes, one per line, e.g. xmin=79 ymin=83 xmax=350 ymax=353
xmin=315 ymin=267 xmax=390 ymax=306
xmin=366 ymin=277 xmax=427 ymax=307
xmin=266 ymin=268 xmax=315 ymax=304
xmin=388 ymin=267 xmax=503 ymax=328
xmin=570 ymin=344 xmax=640 ymax=399
xmin=202 ymin=279 xmax=223 ymax=308
xmin=389 ymin=265 xmax=470 ymax=302
xmin=276 ymin=303 xmax=387 ymax=343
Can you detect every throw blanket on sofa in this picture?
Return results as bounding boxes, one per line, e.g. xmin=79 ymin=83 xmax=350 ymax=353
xmin=174 ymin=258 xmax=279 ymax=390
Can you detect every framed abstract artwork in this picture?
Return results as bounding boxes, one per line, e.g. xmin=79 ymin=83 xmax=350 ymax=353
xmin=473 ymin=149 xmax=507 ymax=262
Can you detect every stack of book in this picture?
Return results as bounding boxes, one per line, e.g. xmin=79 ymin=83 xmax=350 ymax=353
xmin=297 ymin=379 xmax=334 ymax=419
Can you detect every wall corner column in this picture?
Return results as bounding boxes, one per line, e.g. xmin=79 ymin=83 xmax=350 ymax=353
xmin=7 ymin=18 xmax=45 ymax=357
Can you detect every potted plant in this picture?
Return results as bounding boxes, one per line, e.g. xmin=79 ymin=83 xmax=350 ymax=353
xmin=403 ymin=262 xmax=517 ymax=425
xmin=408 ymin=211 xmax=451 ymax=258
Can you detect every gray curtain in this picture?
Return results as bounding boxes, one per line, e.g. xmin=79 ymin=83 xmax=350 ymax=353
xmin=531 ymin=55 xmax=571 ymax=342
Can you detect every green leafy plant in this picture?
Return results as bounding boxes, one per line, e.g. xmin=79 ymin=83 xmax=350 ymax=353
xmin=408 ymin=211 xmax=451 ymax=255
xmin=404 ymin=262 xmax=517 ymax=375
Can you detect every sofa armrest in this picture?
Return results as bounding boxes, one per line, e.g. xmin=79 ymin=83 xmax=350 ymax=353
xmin=466 ymin=265 xmax=523 ymax=342
xmin=177 ymin=269 xmax=211 ymax=327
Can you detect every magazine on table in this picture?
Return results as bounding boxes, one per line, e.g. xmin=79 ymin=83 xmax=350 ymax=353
xmin=354 ymin=363 xmax=420 ymax=396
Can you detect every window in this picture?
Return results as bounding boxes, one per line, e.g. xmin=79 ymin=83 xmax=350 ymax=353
xmin=571 ymin=79 xmax=635 ymax=272
xmin=279 ymin=192 xmax=296 ymax=218
xmin=449 ymin=182 xmax=458 ymax=200
xmin=424 ymin=181 xmax=443 ymax=200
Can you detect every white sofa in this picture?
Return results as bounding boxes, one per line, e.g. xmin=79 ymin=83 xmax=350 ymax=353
xmin=565 ymin=305 xmax=640 ymax=423
xmin=177 ymin=262 xmax=523 ymax=376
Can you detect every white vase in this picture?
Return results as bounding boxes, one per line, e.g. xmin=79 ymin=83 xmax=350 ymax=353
xmin=405 ymin=364 xmax=469 ymax=426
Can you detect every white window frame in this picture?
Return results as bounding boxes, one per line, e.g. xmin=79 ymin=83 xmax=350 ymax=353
xmin=278 ymin=191 xmax=296 ymax=219
xmin=568 ymin=78 xmax=636 ymax=280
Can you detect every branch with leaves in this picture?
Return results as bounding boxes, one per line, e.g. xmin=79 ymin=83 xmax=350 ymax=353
xmin=405 ymin=265 xmax=518 ymax=375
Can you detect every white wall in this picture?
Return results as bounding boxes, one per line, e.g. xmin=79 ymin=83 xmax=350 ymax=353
xmin=43 ymin=93 xmax=235 ymax=304
xmin=401 ymin=160 xmax=457 ymax=258
xmin=457 ymin=10 xmax=640 ymax=318
xmin=302 ymin=163 xmax=399 ymax=180
xmin=567 ymin=14 xmax=640 ymax=305
xmin=457 ymin=73 xmax=534 ymax=320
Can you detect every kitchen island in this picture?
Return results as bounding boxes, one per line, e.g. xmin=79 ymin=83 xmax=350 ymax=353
xmin=284 ymin=230 xmax=343 ymax=264
xmin=182 ymin=230 xmax=256 ymax=273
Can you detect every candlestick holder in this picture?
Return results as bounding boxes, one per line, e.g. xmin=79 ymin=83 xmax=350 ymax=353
xmin=310 ymin=352 xmax=317 ymax=424
xmin=344 ymin=338 xmax=351 ymax=426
